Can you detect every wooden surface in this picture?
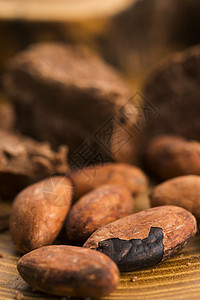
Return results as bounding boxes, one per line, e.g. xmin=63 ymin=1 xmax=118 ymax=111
xmin=1 ymin=230 xmax=200 ymax=300
xmin=1 ymin=194 xmax=200 ymax=300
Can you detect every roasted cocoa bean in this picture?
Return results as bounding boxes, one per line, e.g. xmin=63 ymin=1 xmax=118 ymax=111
xmin=17 ymin=245 xmax=120 ymax=297
xmin=146 ymin=135 xmax=200 ymax=180
xmin=10 ymin=176 xmax=73 ymax=253
xmin=70 ymin=163 xmax=148 ymax=199
xmin=66 ymin=184 xmax=134 ymax=243
xmin=150 ymin=175 xmax=200 ymax=222
xmin=84 ymin=205 xmax=197 ymax=271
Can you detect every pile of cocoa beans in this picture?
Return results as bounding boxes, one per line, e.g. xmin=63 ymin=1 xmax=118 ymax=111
xmin=0 ymin=42 xmax=200 ymax=298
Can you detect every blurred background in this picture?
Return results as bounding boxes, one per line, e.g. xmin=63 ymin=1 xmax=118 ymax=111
xmin=0 ymin=0 xmax=200 ymax=165
xmin=0 ymin=0 xmax=200 ymax=87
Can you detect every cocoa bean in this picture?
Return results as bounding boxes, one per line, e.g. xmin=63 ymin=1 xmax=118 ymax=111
xmin=70 ymin=163 xmax=148 ymax=199
xmin=84 ymin=205 xmax=197 ymax=271
xmin=150 ymin=175 xmax=200 ymax=222
xmin=146 ymin=135 xmax=200 ymax=180
xmin=66 ymin=184 xmax=134 ymax=243
xmin=10 ymin=176 xmax=73 ymax=253
xmin=17 ymin=245 xmax=120 ymax=297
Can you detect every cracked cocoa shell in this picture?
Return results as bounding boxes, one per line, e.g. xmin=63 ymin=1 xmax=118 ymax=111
xmin=17 ymin=245 xmax=120 ymax=297
xmin=142 ymin=45 xmax=200 ymax=151
xmin=83 ymin=205 xmax=197 ymax=271
xmin=70 ymin=163 xmax=148 ymax=199
xmin=0 ymin=130 xmax=69 ymax=198
xmin=145 ymin=135 xmax=200 ymax=180
xmin=3 ymin=42 xmax=138 ymax=164
xmin=10 ymin=176 xmax=73 ymax=253
xmin=66 ymin=184 xmax=134 ymax=243
xmin=150 ymin=175 xmax=200 ymax=223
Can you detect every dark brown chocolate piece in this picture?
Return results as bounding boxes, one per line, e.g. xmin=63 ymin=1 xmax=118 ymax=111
xmin=17 ymin=245 xmax=120 ymax=297
xmin=0 ymin=130 xmax=69 ymax=198
xmin=84 ymin=206 xmax=197 ymax=270
xmin=3 ymin=43 xmax=138 ymax=164
xmin=142 ymin=45 xmax=200 ymax=150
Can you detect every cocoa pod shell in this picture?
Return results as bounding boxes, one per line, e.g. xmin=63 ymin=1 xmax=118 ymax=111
xmin=17 ymin=245 xmax=120 ymax=297
xmin=10 ymin=176 xmax=73 ymax=253
xmin=0 ymin=130 xmax=69 ymax=198
xmin=70 ymin=163 xmax=148 ymax=199
xmin=150 ymin=175 xmax=200 ymax=222
xmin=66 ymin=184 xmax=134 ymax=243
xmin=84 ymin=205 xmax=197 ymax=271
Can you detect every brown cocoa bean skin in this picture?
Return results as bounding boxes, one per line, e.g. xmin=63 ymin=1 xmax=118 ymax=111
xmin=84 ymin=206 xmax=197 ymax=271
xmin=17 ymin=245 xmax=120 ymax=297
xmin=146 ymin=135 xmax=200 ymax=180
xmin=150 ymin=175 xmax=200 ymax=222
xmin=10 ymin=176 xmax=73 ymax=253
xmin=66 ymin=184 xmax=134 ymax=243
xmin=70 ymin=163 xmax=148 ymax=199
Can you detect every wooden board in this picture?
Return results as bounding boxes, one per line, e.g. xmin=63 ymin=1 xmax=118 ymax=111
xmin=1 ymin=230 xmax=200 ymax=300
xmin=1 ymin=192 xmax=200 ymax=300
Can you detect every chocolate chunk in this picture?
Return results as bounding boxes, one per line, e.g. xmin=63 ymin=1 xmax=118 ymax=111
xmin=142 ymin=45 xmax=200 ymax=151
xmin=3 ymin=43 xmax=138 ymax=164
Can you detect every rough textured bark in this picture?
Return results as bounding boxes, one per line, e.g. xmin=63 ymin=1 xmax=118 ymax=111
xmin=0 ymin=130 xmax=69 ymax=198
xmin=150 ymin=176 xmax=200 ymax=223
xmin=3 ymin=43 xmax=139 ymax=165
xmin=10 ymin=176 xmax=73 ymax=253
xmin=66 ymin=184 xmax=134 ymax=243
xmin=70 ymin=162 xmax=148 ymax=200
xmin=17 ymin=245 xmax=120 ymax=297
xmin=142 ymin=45 xmax=200 ymax=152
xmin=84 ymin=205 xmax=197 ymax=271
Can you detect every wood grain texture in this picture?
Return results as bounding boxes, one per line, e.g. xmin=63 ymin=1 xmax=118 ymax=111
xmin=1 ymin=230 xmax=200 ymax=299
xmin=1 ymin=189 xmax=200 ymax=300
